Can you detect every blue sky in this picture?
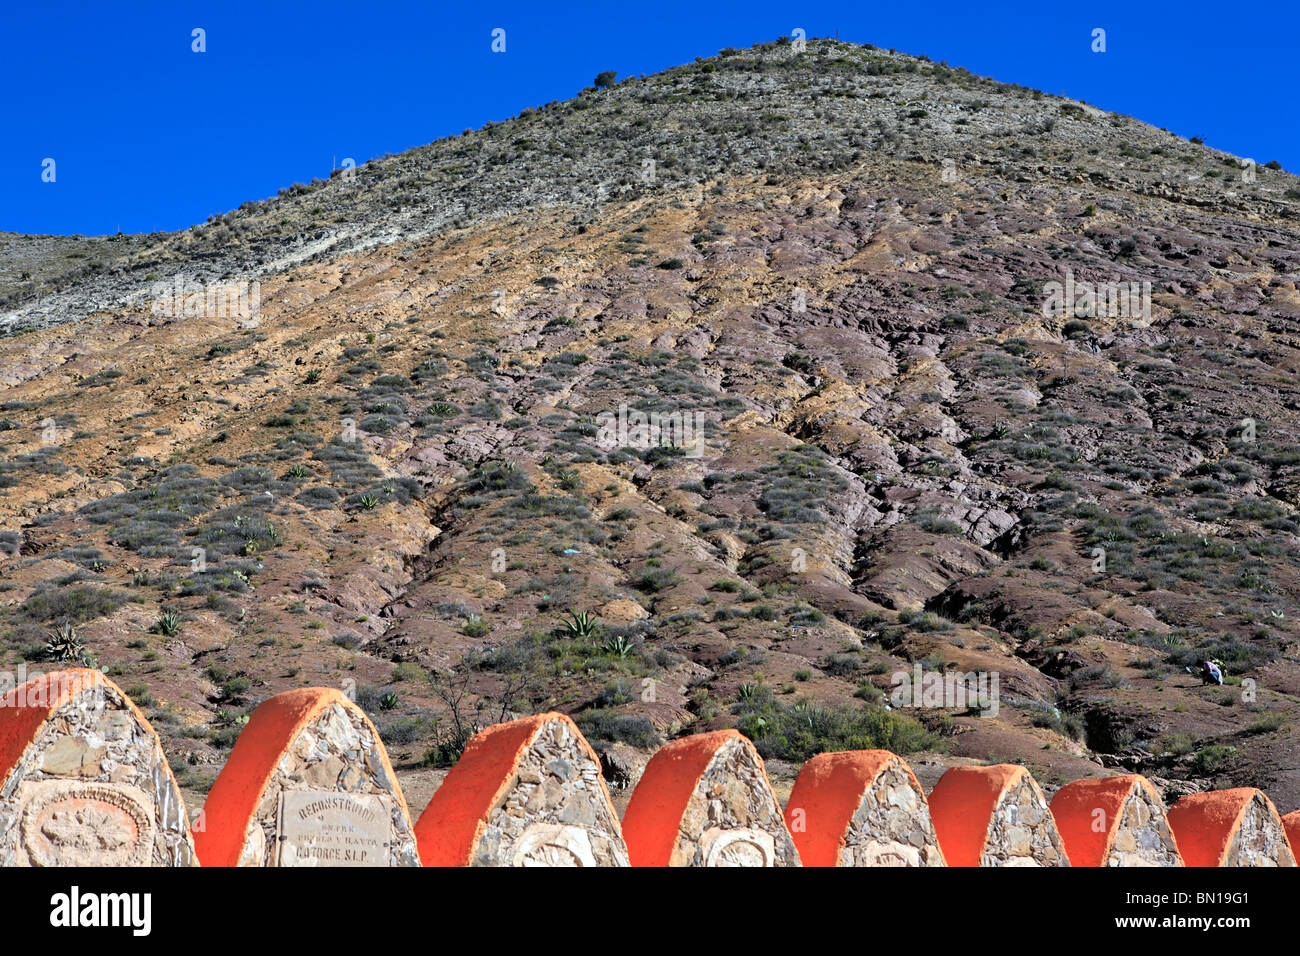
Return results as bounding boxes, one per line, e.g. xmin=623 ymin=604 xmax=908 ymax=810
xmin=2 ymin=0 xmax=1295 ymax=236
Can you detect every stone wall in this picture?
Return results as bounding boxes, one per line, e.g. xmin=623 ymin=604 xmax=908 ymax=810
xmin=194 ymin=687 xmax=418 ymax=867
xmin=1051 ymin=775 xmax=1182 ymax=867
xmin=1167 ymin=788 xmax=1297 ymax=868
xmin=785 ymin=750 xmax=945 ymax=866
xmin=414 ymin=712 xmax=628 ymax=866
xmin=1284 ymin=811 xmax=1300 ymax=855
xmin=927 ymin=765 xmax=1069 ymax=867
xmin=4 ymin=671 xmax=1298 ymax=867
xmin=622 ymin=729 xmax=800 ymax=866
xmin=0 ymin=669 xmax=195 ymax=866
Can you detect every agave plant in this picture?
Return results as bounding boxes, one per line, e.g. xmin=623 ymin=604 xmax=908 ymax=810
xmin=155 ymin=609 xmax=182 ymax=637
xmin=45 ymin=621 xmax=87 ymax=663
xmin=562 ymin=609 xmax=600 ymax=640
xmin=602 ymin=634 xmax=634 ymax=659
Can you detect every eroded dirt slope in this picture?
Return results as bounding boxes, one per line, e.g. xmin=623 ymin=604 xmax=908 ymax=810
xmin=3 ymin=39 xmax=1300 ymax=810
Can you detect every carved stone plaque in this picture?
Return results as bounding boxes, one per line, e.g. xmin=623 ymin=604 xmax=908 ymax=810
xmin=512 ymin=824 xmax=597 ymax=867
xmin=276 ymin=790 xmax=394 ymax=867
xmin=854 ymin=841 xmax=921 ymax=867
xmin=700 ymin=827 xmax=775 ymax=867
xmin=19 ymin=781 xmax=155 ymax=867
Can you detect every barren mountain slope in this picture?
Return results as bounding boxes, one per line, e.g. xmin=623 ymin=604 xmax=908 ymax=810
xmin=3 ymin=39 xmax=1300 ymax=811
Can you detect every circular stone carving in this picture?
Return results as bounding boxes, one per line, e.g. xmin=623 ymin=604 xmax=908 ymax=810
xmin=700 ymin=827 xmax=776 ymax=867
xmin=21 ymin=783 xmax=155 ymax=867
xmin=512 ymin=824 xmax=596 ymax=867
xmin=856 ymin=841 xmax=921 ymax=867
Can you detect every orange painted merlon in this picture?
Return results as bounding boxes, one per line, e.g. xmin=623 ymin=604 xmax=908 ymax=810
xmin=1050 ymin=774 xmax=1179 ymax=867
xmin=1166 ymin=788 xmax=1286 ymax=867
xmin=0 ymin=668 xmax=161 ymax=790
xmin=785 ymin=749 xmax=938 ymax=867
xmin=621 ymin=728 xmax=789 ymax=867
xmin=194 ymin=687 xmax=410 ymax=867
xmin=623 ymin=730 xmax=733 ymax=867
xmin=414 ymin=711 xmax=610 ymax=866
xmin=927 ymin=764 xmax=1029 ymax=867
xmin=1283 ymin=811 xmax=1300 ymax=857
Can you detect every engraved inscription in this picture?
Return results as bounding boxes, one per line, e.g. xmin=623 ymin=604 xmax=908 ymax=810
xmin=276 ymin=790 xmax=394 ymax=867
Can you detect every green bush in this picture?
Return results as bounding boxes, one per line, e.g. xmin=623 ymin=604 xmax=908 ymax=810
xmin=22 ymin=585 xmax=129 ymax=624
xmin=1191 ymin=744 xmax=1236 ymax=776
xmin=576 ymin=709 xmax=661 ymax=748
xmin=634 ymin=568 xmax=679 ymax=593
xmin=734 ymin=686 xmax=939 ymax=761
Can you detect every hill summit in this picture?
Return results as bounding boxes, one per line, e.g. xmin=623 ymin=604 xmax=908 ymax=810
xmin=3 ymin=38 xmax=1300 ymax=814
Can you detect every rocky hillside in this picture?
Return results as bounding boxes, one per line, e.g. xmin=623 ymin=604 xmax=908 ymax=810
xmin=3 ymin=37 xmax=1300 ymax=813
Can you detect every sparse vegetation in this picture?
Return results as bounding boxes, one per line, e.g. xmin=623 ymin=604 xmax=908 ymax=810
xmin=3 ymin=36 xmax=1296 ymax=801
